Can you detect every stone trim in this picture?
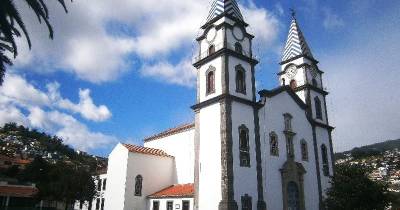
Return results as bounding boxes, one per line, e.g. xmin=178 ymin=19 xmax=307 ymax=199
xmin=193 ymin=48 xmax=258 ymax=68
xmin=312 ymin=126 xmax=323 ymax=207
xmin=219 ymin=98 xmax=238 ymax=210
xmin=191 ymin=94 xmax=262 ymax=110
xmin=279 ymin=54 xmax=319 ymax=65
xmin=293 ymin=84 xmax=329 ymax=96
xmin=206 ymin=66 xmax=216 ymax=96
xmin=235 ymin=65 xmax=246 ymax=94
xmin=238 ymin=124 xmax=251 ymax=168
xmin=280 ymin=160 xmax=306 ymax=210
xmin=253 ymin=107 xmax=267 ymax=210
xmin=193 ymin=110 xmax=200 ymax=210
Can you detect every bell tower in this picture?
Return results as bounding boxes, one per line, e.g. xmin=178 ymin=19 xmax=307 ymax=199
xmin=192 ymin=0 xmax=266 ymax=210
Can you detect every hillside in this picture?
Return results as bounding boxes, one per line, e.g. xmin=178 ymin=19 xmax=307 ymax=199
xmin=335 ymin=139 xmax=400 ymax=160
xmin=0 ymin=122 xmax=107 ymax=175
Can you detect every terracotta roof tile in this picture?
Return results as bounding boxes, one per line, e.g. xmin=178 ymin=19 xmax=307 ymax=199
xmin=122 ymin=144 xmax=173 ymax=158
xmin=0 ymin=185 xmax=38 ymax=198
xmin=148 ymin=183 xmax=194 ymax=198
xmin=144 ymin=123 xmax=195 ymax=142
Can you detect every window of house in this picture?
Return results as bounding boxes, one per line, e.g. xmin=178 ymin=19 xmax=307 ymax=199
xmin=301 ymin=140 xmax=308 ymax=161
xmin=182 ymin=200 xmax=190 ymax=210
xmin=152 ymin=201 xmax=159 ymax=210
xmin=269 ymin=132 xmax=279 ymax=156
xmin=286 ymin=136 xmax=294 ymax=158
xmin=235 ymin=65 xmax=246 ymax=94
xmin=287 ymin=182 xmax=300 ymax=210
xmin=95 ymin=198 xmax=100 ymax=210
xmin=208 ymin=45 xmax=215 ymax=55
xmin=206 ymin=68 xmax=215 ymax=95
xmin=290 ymin=79 xmax=297 ymax=89
xmin=239 ymin=125 xmax=250 ymax=167
xmin=283 ymin=113 xmax=292 ymax=131
xmin=100 ymin=198 xmax=105 ymax=210
xmin=312 ymin=78 xmax=318 ymax=87
xmin=102 ymin=178 xmax=107 ymax=191
xmin=235 ymin=42 xmax=243 ymax=54
xmin=167 ymin=201 xmax=173 ymax=210
xmin=97 ymin=179 xmax=102 ymax=191
xmin=321 ymin=144 xmax=329 ymax=176
xmin=241 ymin=194 xmax=252 ymax=210
xmin=134 ymin=175 xmax=143 ymax=196
xmin=314 ymin=97 xmax=323 ymax=120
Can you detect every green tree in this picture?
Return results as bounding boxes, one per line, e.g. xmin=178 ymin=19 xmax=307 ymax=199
xmin=324 ymin=163 xmax=391 ymax=210
xmin=0 ymin=0 xmax=70 ymax=85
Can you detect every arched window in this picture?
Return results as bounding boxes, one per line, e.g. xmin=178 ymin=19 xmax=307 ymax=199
xmin=300 ymin=140 xmax=308 ymax=161
xmin=312 ymin=78 xmax=318 ymax=87
xmin=134 ymin=175 xmax=143 ymax=196
xmin=235 ymin=42 xmax=243 ymax=54
xmin=287 ymin=182 xmax=300 ymax=210
xmin=314 ymin=97 xmax=322 ymax=120
xmin=321 ymin=144 xmax=329 ymax=176
xmin=235 ymin=65 xmax=246 ymax=94
xmin=269 ymin=132 xmax=279 ymax=156
xmin=241 ymin=194 xmax=252 ymax=210
xmin=206 ymin=67 xmax=215 ymax=95
xmin=290 ymin=79 xmax=297 ymax=89
xmin=208 ymin=45 xmax=215 ymax=55
xmin=239 ymin=125 xmax=250 ymax=167
xmin=282 ymin=78 xmax=286 ymax=86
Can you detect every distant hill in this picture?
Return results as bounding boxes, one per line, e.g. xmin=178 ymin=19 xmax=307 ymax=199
xmin=0 ymin=122 xmax=107 ymax=175
xmin=335 ymin=139 xmax=400 ymax=160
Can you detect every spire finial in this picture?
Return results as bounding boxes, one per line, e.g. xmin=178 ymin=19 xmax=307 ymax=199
xmin=290 ymin=8 xmax=296 ymax=19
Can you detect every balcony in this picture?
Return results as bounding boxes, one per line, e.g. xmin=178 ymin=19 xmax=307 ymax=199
xmin=192 ymin=42 xmax=258 ymax=64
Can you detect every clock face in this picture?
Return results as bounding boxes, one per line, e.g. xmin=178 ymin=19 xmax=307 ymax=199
xmin=232 ymin=26 xmax=244 ymax=41
xmin=310 ymin=66 xmax=318 ymax=78
xmin=286 ymin=65 xmax=297 ymax=79
xmin=206 ymin=27 xmax=217 ymax=43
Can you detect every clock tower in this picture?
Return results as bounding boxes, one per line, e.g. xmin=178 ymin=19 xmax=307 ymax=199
xmin=191 ymin=0 xmax=266 ymax=210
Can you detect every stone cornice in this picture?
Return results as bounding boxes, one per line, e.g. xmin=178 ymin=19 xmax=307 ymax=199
xmin=193 ymin=48 xmax=258 ymax=68
xmin=294 ymin=84 xmax=329 ymax=96
xmin=191 ymin=94 xmax=261 ymax=110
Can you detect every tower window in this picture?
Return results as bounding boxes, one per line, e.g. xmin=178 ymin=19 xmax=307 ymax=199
xmin=312 ymin=78 xmax=318 ymax=87
xmin=314 ymin=97 xmax=322 ymax=120
xmin=134 ymin=175 xmax=143 ymax=196
xmin=282 ymin=78 xmax=286 ymax=86
xmin=269 ymin=132 xmax=279 ymax=156
xmin=153 ymin=201 xmax=160 ymax=210
xmin=241 ymin=194 xmax=252 ymax=210
xmin=235 ymin=65 xmax=246 ymax=94
xmin=301 ymin=140 xmax=308 ymax=161
xmin=321 ymin=144 xmax=330 ymax=176
xmin=206 ymin=67 xmax=215 ymax=95
xmin=239 ymin=125 xmax=250 ymax=167
xmin=290 ymin=79 xmax=297 ymax=89
xmin=208 ymin=45 xmax=215 ymax=55
xmin=97 ymin=179 xmax=102 ymax=191
xmin=235 ymin=42 xmax=243 ymax=54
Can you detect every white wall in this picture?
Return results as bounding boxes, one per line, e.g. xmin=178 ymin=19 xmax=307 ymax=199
xmin=104 ymin=144 xmax=129 ymax=210
xmin=259 ymin=91 xmax=320 ymax=210
xmin=198 ymin=104 xmax=222 ymax=210
xmin=199 ymin=58 xmax=222 ymax=102
xmin=124 ymin=152 xmax=175 ymax=210
xmin=149 ymin=198 xmax=194 ymax=210
xmin=144 ymin=129 xmax=195 ymax=184
xmin=315 ymin=126 xmax=333 ymax=197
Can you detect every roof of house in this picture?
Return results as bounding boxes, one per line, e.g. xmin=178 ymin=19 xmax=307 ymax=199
xmin=143 ymin=123 xmax=194 ymax=142
xmin=0 ymin=185 xmax=38 ymax=198
xmin=122 ymin=144 xmax=173 ymax=158
xmin=148 ymin=183 xmax=194 ymax=198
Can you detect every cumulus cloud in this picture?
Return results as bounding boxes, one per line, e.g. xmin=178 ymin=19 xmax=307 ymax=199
xmin=0 ymin=74 xmax=116 ymax=151
xmin=12 ymin=0 xmax=279 ymax=86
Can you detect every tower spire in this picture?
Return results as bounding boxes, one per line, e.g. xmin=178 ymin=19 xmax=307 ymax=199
xmin=281 ymin=12 xmax=314 ymax=62
xmin=206 ymin=0 xmax=244 ymax=23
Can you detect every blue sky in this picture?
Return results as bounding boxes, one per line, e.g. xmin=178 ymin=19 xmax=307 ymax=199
xmin=0 ymin=0 xmax=399 ymax=156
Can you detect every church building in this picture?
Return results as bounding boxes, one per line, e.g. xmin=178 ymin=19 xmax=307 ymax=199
xmin=103 ymin=0 xmax=335 ymax=210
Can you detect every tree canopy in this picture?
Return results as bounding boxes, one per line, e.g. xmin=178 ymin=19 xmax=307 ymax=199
xmin=324 ymin=163 xmax=392 ymax=210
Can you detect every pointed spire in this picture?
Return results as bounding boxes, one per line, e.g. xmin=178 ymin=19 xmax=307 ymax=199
xmin=206 ymin=0 xmax=244 ymax=23
xmin=281 ymin=12 xmax=314 ymax=62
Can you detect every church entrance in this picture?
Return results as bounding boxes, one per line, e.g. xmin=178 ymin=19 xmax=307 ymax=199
xmin=287 ymin=181 xmax=300 ymax=210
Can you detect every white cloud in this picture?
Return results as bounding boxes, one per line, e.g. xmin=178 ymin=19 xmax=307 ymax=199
xmin=0 ymin=74 xmax=116 ymax=151
xmin=12 ymin=0 xmax=279 ymax=86
xmin=322 ymin=8 xmax=344 ymax=30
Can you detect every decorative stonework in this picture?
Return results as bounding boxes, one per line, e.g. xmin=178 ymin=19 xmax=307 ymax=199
xmin=280 ymin=160 xmax=306 ymax=210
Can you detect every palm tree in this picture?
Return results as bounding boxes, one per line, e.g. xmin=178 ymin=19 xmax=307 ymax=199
xmin=0 ymin=0 xmax=70 ymax=85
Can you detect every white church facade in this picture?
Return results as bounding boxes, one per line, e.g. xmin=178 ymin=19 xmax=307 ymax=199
xmin=99 ymin=1 xmax=335 ymax=210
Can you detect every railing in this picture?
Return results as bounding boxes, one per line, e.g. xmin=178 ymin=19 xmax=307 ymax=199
xmin=192 ymin=42 xmax=258 ymax=63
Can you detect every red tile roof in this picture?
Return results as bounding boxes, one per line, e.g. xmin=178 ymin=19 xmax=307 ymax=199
xmin=148 ymin=183 xmax=194 ymax=198
xmin=122 ymin=144 xmax=173 ymax=158
xmin=143 ymin=123 xmax=194 ymax=142
xmin=0 ymin=185 xmax=38 ymax=198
